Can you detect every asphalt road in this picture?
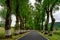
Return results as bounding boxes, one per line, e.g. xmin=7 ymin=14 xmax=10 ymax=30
xmin=18 ymin=31 xmax=48 ymax=40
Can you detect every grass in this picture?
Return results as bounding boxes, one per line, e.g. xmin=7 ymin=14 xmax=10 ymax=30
xmin=0 ymin=27 xmax=29 ymax=40
xmin=39 ymin=30 xmax=60 ymax=40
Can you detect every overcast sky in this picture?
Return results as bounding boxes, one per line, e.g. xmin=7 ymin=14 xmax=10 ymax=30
xmin=0 ymin=0 xmax=60 ymax=26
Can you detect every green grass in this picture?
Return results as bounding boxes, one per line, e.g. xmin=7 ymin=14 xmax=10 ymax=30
xmin=0 ymin=27 xmax=5 ymax=39
xmin=39 ymin=30 xmax=60 ymax=40
xmin=0 ymin=27 xmax=29 ymax=40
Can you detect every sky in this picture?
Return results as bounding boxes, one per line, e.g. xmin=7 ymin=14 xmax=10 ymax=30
xmin=0 ymin=6 xmax=4 ymax=21
xmin=0 ymin=0 xmax=60 ymax=26
xmin=11 ymin=14 xmax=16 ymax=26
xmin=29 ymin=0 xmax=36 ymax=6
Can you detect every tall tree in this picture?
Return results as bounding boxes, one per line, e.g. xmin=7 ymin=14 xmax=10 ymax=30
xmin=19 ymin=0 xmax=30 ymax=33
xmin=14 ymin=0 xmax=20 ymax=35
xmin=49 ymin=0 xmax=58 ymax=36
xmin=43 ymin=0 xmax=51 ymax=34
xmin=35 ymin=0 xmax=45 ymax=31
xmin=5 ymin=0 xmax=12 ymax=38
xmin=44 ymin=8 xmax=49 ymax=34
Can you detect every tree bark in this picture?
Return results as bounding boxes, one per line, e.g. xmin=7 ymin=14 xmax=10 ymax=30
xmin=14 ymin=1 xmax=20 ymax=35
xmin=41 ymin=20 xmax=44 ymax=33
xmin=20 ymin=17 xmax=25 ymax=34
xmin=49 ymin=9 xmax=55 ymax=36
xmin=45 ymin=10 xmax=49 ymax=34
xmin=20 ymin=18 xmax=24 ymax=29
xmin=14 ymin=16 xmax=20 ymax=35
xmin=5 ymin=0 xmax=12 ymax=38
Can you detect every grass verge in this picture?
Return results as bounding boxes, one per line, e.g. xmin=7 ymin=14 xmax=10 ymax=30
xmin=39 ymin=30 xmax=60 ymax=40
xmin=0 ymin=27 xmax=29 ymax=40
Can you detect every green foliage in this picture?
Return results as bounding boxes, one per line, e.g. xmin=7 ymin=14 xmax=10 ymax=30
xmin=0 ymin=0 xmax=6 ymax=5
xmin=0 ymin=8 xmax=7 ymax=19
xmin=0 ymin=0 xmax=60 ymax=30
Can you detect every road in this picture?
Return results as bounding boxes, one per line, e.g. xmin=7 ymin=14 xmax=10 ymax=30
xmin=18 ymin=31 xmax=48 ymax=40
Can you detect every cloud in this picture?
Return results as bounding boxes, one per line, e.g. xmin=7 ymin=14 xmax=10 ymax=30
xmin=53 ymin=9 xmax=60 ymax=22
xmin=0 ymin=5 xmax=4 ymax=11
xmin=11 ymin=14 xmax=16 ymax=26
xmin=29 ymin=0 xmax=36 ymax=6
xmin=0 ymin=17 xmax=2 ymax=21
xmin=49 ymin=8 xmax=60 ymax=23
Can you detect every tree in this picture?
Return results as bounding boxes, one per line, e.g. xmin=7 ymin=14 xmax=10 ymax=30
xmin=44 ymin=8 xmax=49 ymax=34
xmin=5 ymin=0 xmax=12 ymax=38
xmin=14 ymin=0 xmax=20 ymax=35
xmin=35 ymin=0 xmax=45 ymax=31
xmin=42 ymin=0 xmax=50 ymax=34
xmin=49 ymin=0 xmax=58 ymax=36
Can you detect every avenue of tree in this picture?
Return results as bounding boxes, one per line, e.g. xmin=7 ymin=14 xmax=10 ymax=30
xmin=0 ymin=0 xmax=60 ymax=38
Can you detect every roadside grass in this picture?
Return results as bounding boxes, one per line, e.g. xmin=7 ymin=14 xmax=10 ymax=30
xmin=39 ymin=30 xmax=60 ymax=40
xmin=0 ymin=27 xmax=29 ymax=40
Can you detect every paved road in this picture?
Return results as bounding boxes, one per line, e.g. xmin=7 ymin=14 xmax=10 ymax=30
xmin=18 ymin=31 xmax=48 ymax=40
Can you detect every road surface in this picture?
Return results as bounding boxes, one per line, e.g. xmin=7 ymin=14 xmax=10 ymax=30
xmin=18 ymin=31 xmax=48 ymax=40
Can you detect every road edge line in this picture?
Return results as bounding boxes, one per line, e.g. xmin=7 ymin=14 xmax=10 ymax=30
xmin=16 ymin=32 xmax=30 ymax=40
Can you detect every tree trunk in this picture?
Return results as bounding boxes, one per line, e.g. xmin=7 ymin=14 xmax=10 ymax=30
xmin=5 ymin=0 xmax=12 ymax=38
xmin=45 ymin=10 xmax=49 ymax=34
xmin=14 ymin=2 xmax=20 ymax=35
xmin=41 ymin=20 xmax=44 ymax=33
xmin=20 ymin=18 xmax=24 ymax=29
xmin=15 ymin=16 xmax=20 ymax=35
xmin=20 ymin=17 xmax=25 ymax=34
xmin=49 ymin=10 xmax=55 ymax=36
